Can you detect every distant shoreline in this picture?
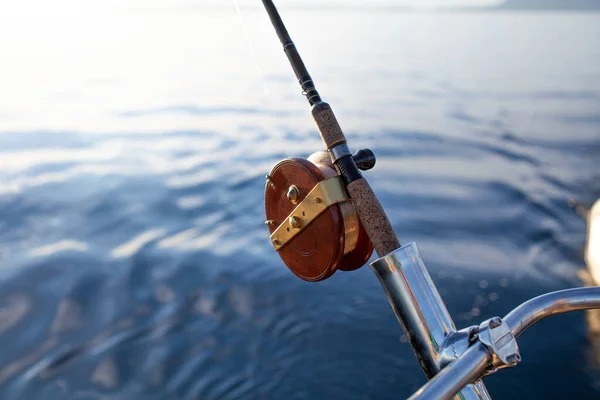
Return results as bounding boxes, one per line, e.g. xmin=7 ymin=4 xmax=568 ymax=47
xmin=113 ymin=3 xmax=600 ymax=14
xmin=281 ymin=6 xmax=600 ymax=12
xmin=187 ymin=4 xmax=600 ymax=12
xmin=223 ymin=6 xmax=600 ymax=13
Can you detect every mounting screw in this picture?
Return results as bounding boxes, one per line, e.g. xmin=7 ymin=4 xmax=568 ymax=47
xmin=266 ymin=174 xmax=275 ymax=187
xmin=289 ymin=216 xmax=301 ymax=229
xmin=314 ymin=197 xmax=321 ymax=204
xmin=506 ymin=353 xmax=521 ymax=365
xmin=272 ymin=238 xmax=280 ymax=246
xmin=490 ymin=317 xmax=502 ymax=329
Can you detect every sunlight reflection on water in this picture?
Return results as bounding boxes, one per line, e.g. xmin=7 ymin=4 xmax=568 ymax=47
xmin=0 ymin=4 xmax=599 ymax=400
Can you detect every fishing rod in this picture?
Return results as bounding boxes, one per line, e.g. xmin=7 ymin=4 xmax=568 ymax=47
xmin=261 ymin=0 xmax=400 ymax=267
xmin=261 ymin=0 xmax=321 ymax=107
xmin=259 ymin=1 xmax=600 ymax=399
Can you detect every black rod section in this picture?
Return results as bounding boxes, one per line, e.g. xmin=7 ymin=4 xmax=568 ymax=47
xmin=261 ymin=0 xmax=322 ymax=105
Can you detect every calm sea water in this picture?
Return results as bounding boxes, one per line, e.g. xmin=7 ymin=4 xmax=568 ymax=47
xmin=0 ymin=6 xmax=599 ymax=399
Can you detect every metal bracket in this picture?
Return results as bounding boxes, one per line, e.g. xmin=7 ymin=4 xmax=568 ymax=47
xmin=270 ymin=177 xmax=349 ymax=250
xmin=437 ymin=317 xmax=520 ymax=378
xmin=477 ymin=317 xmax=521 ymax=374
xmin=438 ymin=326 xmax=479 ymax=370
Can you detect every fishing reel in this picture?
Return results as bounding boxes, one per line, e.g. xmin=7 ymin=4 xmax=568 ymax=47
xmin=264 ymin=149 xmax=376 ymax=282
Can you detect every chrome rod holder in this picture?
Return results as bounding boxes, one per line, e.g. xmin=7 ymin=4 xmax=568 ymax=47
xmin=409 ymin=286 xmax=600 ymax=400
xmin=370 ymin=242 xmax=491 ymax=400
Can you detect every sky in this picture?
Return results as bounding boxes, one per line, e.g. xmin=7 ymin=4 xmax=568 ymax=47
xmin=0 ymin=0 xmax=598 ymax=135
xmin=0 ymin=0 xmax=507 ymax=16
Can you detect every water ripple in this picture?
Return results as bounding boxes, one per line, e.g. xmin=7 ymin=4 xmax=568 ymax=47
xmin=0 ymin=9 xmax=598 ymax=400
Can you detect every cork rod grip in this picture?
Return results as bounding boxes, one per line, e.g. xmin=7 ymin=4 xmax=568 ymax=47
xmin=311 ymin=101 xmax=400 ymax=256
xmin=346 ymin=178 xmax=401 ymax=257
xmin=311 ymin=102 xmax=346 ymax=149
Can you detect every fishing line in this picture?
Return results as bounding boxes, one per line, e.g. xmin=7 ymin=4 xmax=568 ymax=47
xmin=233 ymin=0 xmax=269 ymax=95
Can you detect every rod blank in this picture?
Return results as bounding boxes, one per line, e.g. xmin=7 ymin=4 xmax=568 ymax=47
xmin=261 ymin=0 xmax=321 ymax=105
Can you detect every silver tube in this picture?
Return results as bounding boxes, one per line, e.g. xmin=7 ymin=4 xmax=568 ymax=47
xmin=370 ymin=243 xmax=491 ymax=400
xmin=505 ymin=287 xmax=600 ymax=338
xmin=407 ymin=343 xmax=492 ymax=400
xmin=410 ymin=286 xmax=600 ymax=400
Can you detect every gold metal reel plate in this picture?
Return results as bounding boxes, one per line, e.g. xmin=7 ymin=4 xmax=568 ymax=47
xmin=270 ymin=176 xmax=348 ymax=250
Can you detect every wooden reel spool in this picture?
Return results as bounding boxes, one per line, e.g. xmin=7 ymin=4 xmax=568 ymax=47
xmin=264 ymin=151 xmax=374 ymax=282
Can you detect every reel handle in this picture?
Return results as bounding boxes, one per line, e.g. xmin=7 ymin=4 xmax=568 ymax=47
xmin=312 ymin=102 xmax=400 ymax=257
xmin=353 ymin=148 xmax=376 ymax=171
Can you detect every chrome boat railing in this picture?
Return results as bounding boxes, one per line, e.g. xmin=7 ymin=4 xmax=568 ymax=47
xmin=372 ymin=244 xmax=600 ymax=400
xmin=371 ymin=243 xmax=491 ymax=400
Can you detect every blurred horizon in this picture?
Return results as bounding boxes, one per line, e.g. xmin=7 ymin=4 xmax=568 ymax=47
xmin=2 ymin=0 xmax=600 ymax=16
